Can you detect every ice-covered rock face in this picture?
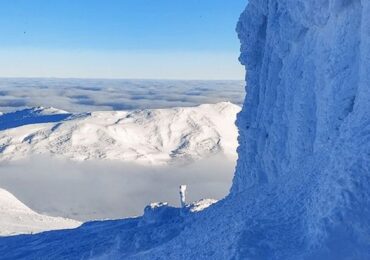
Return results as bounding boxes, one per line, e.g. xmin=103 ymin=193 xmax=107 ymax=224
xmin=234 ymin=0 xmax=368 ymax=190
xmin=233 ymin=0 xmax=370 ymax=257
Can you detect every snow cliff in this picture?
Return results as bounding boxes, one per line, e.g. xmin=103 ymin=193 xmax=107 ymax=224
xmin=231 ymin=0 xmax=370 ymax=257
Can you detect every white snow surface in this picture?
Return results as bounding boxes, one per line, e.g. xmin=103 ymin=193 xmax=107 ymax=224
xmin=186 ymin=198 xmax=217 ymax=213
xmin=0 ymin=102 xmax=240 ymax=165
xmin=0 ymin=1 xmax=369 ymax=259
xmin=0 ymin=188 xmax=81 ymax=236
xmin=28 ymin=107 xmax=69 ymax=115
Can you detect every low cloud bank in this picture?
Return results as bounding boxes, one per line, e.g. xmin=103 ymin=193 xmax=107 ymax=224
xmin=0 ymin=155 xmax=235 ymax=221
xmin=0 ymin=78 xmax=244 ymax=113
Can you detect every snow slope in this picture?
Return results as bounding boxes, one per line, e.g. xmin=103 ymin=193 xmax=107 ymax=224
xmin=0 ymin=107 xmax=71 ymax=131
xmin=0 ymin=1 xmax=369 ymax=259
xmin=0 ymin=102 xmax=240 ymax=165
xmin=0 ymin=188 xmax=81 ymax=236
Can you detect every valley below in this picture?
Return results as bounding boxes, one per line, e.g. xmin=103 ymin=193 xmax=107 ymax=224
xmin=0 ymin=102 xmax=239 ymax=232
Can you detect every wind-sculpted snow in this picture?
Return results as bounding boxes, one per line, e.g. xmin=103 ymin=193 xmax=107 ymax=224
xmin=0 ymin=198 xmax=219 ymax=259
xmin=0 ymin=102 xmax=239 ymax=165
xmin=0 ymin=188 xmax=81 ymax=236
xmin=1 ymin=1 xmax=369 ymax=259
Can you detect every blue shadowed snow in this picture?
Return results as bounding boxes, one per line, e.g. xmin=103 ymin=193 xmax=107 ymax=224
xmin=0 ymin=108 xmax=72 ymax=131
xmin=0 ymin=203 xmax=194 ymax=259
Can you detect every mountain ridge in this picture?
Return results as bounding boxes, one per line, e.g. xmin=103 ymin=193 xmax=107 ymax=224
xmin=0 ymin=102 xmax=240 ymax=165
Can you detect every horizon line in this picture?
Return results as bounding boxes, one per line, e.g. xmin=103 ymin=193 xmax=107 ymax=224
xmin=0 ymin=76 xmax=245 ymax=82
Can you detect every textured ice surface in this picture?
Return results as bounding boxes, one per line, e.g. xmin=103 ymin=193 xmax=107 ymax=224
xmin=232 ymin=0 xmax=370 ymax=258
xmin=0 ymin=0 xmax=369 ymax=259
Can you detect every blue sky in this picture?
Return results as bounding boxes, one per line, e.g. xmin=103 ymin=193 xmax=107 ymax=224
xmin=0 ymin=0 xmax=246 ymax=79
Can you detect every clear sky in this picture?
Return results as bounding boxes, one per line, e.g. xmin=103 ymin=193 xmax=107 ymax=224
xmin=0 ymin=0 xmax=246 ymax=80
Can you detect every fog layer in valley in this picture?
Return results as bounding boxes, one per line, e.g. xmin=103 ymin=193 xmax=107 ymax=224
xmin=0 ymin=155 xmax=234 ymax=221
xmin=0 ymin=79 xmax=244 ymax=113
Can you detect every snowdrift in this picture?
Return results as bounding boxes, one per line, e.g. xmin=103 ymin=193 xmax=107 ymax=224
xmin=0 ymin=0 xmax=369 ymax=259
xmin=0 ymin=188 xmax=81 ymax=236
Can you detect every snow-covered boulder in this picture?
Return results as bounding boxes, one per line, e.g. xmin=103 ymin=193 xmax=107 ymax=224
xmin=186 ymin=199 xmax=217 ymax=213
xmin=140 ymin=199 xmax=218 ymax=226
xmin=140 ymin=203 xmax=181 ymax=225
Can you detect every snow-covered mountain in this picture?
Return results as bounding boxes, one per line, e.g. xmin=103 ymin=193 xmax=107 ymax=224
xmin=0 ymin=107 xmax=71 ymax=131
xmin=0 ymin=0 xmax=369 ymax=259
xmin=0 ymin=102 xmax=240 ymax=165
xmin=0 ymin=188 xmax=81 ymax=236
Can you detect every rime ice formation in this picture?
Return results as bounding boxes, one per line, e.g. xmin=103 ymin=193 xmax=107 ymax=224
xmin=231 ymin=0 xmax=370 ymax=257
xmin=0 ymin=1 xmax=369 ymax=259
xmin=0 ymin=102 xmax=240 ymax=165
xmin=179 ymin=185 xmax=187 ymax=208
